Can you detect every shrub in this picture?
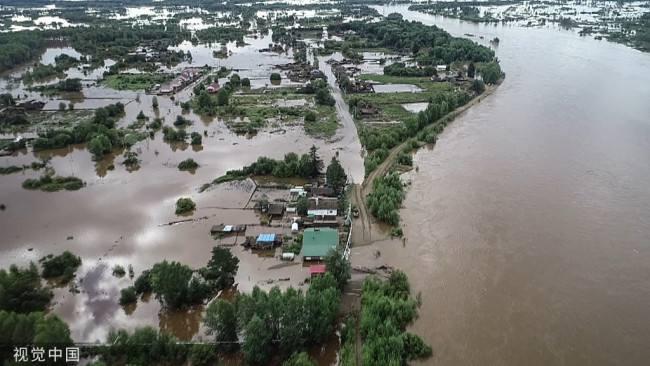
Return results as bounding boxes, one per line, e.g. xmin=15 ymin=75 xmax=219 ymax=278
xmin=134 ymin=270 xmax=152 ymax=294
xmin=119 ymin=286 xmax=137 ymax=306
xmin=40 ymin=251 xmax=82 ymax=280
xmin=241 ymin=77 xmax=251 ymax=87
xmin=270 ymin=73 xmax=282 ymax=81
xmin=190 ymin=132 xmax=202 ymax=145
xmin=112 ymin=265 xmax=126 ymax=277
xmin=175 ymin=197 xmax=196 ymax=215
xmin=304 ymin=111 xmax=317 ymax=122
xmin=178 ymin=158 xmax=199 ymax=171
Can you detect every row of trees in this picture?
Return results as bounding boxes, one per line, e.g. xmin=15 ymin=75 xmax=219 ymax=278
xmin=203 ymin=250 xmax=350 ymax=365
xmin=384 ymin=62 xmax=436 ymax=77
xmin=215 ymin=145 xmax=324 ymax=183
xmin=121 ymin=247 xmax=239 ymax=310
xmin=366 ymin=171 xmax=405 ymax=226
xmin=360 ymin=271 xmax=432 ymax=364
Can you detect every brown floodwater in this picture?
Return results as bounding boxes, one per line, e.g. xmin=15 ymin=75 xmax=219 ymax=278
xmin=353 ymin=5 xmax=650 ymax=366
xmin=0 ymin=28 xmax=364 ymax=346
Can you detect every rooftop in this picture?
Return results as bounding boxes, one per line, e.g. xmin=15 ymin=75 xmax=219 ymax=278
xmin=302 ymin=228 xmax=338 ymax=259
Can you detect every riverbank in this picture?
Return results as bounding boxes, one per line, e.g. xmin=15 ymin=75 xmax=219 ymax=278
xmin=350 ymin=79 xmax=503 ymax=245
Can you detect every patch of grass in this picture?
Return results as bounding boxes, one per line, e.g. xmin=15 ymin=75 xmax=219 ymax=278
xmin=304 ymin=105 xmax=338 ymax=137
xmin=22 ymin=175 xmax=85 ymax=192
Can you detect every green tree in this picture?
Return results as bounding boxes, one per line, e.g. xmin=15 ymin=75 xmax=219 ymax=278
xmin=324 ymin=249 xmax=351 ymax=292
xmin=216 ymin=88 xmax=229 ymax=106
xmin=119 ymin=286 xmax=137 ymax=306
xmin=152 ymin=96 xmax=159 ymax=109
xmin=270 ymin=73 xmax=282 ymax=82
xmin=0 ymin=264 xmax=53 ymax=313
xmin=467 ymin=62 xmax=476 ymax=78
xmin=241 ymin=77 xmax=251 ymax=87
xmin=175 ymin=197 xmax=196 ymax=215
xmin=201 ymin=247 xmax=239 ymax=290
xmin=305 ymin=274 xmax=339 ymax=344
xmin=88 ymin=134 xmax=112 ymax=159
xmin=230 ymin=73 xmax=241 ymax=87
xmin=326 ymin=157 xmax=347 ymax=193
xmin=283 ymin=352 xmax=316 ymax=366
xmin=243 ymin=315 xmax=273 ymax=365
xmin=296 ymin=196 xmax=309 ymax=216
xmin=204 ymin=299 xmax=238 ymax=352
xmin=149 ymin=261 xmax=194 ymax=309
xmin=308 ymin=145 xmax=323 ymax=178
xmin=480 ymin=61 xmax=502 ymax=84
xmin=278 ymin=287 xmax=306 ymax=355
xmin=33 ymin=314 xmax=73 ymax=346
xmin=189 ymin=344 xmax=216 ymax=366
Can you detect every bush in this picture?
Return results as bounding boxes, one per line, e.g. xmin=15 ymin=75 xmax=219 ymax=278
xmin=22 ymin=175 xmax=85 ymax=192
xmin=112 ymin=265 xmax=126 ymax=277
xmin=190 ymin=344 xmax=216 ymax=366
xmin=304 ymin=111 xmax=317 ymax=122
xmin=241 ymin=77 xmax=251 ymax=87
xmin=270 ymin=73 xmax=282 ymax=82
xmin=175 ymin=197 xmax=196 ymax=215
xmin=190 ymin=132 xmax=202 ymax=145
xmin=119 ymin=286 xmax=137 ymax=306
xmin=178 ymin=158 xmax=199 ymax=171
xmin=134 ymin=270 xmax=152 ymax=294
xmin=40 ymin=251 xmax=82 ymax=281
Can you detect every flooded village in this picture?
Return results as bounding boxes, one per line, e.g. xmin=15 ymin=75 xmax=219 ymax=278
xmin=1 ymin=0 xmax=649 ymax=365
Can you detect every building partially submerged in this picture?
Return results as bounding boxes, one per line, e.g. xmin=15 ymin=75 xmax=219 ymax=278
xmin=302 ymin=228 xmax=338 ymax=261
xmin=307 ymin=197 xmax=338 ymax=220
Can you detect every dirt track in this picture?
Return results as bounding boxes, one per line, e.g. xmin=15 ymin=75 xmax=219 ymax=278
xmin=350 ymin=83 xmax=500 ymax=245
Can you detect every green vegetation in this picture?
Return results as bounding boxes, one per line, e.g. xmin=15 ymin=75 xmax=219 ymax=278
xmin=145 ymin=247 xmax=238 ymax=310
xmin=162 ymin=126 xmax=187 ymax=142
xmin=0 ymin=31 xmax=46 ymax=73
xmin=0 ymin=263 xmax=53 ymax=313
xmin=175 ymin=197 xmax=196 ymax=215
xmin=209 ymin=146 xmax=322 ymax=187
xmin=103 ymin=73 xmax=172 ymax=91
xmin=39 ymin=251 xmax=82 ymax=283
xmin=360 ymin=271 xmax=432 ymax=364
xmin=283 ymin=352 xmax=316 ymax=366
xmin=270 ymin=72 xmax=282 ymax=82
xmin=99 ymin=327 xmax=187 ymax=365
xmin=31 ymin=103 xmax=136 ymax=160
xmin=23 ymin=63 xmax=63 ymax=82
xmin=30 ymin=78 xmax=82 ymax=95
xmin=367 ymin=172 xmax=404 ymax=226
xmin=384 ymin=62 xmax=435 ymax=77
xmin=479 ymin=61 xmax=503 ymax=84
xmin=22 ymin=174 xmax=85 ymax=192
xmin=203 ymin=250 xmax=348 ymax=364
xmin=0 ymin=311 xmax=72 ymax=359
xmin=190 ymin=132 xmax=202 ymax=145
xmin=0 ymin=165 xmax=23 ymax=175
xmin=178 ymin=158 xmax=199 ymax=171
xmin=112 ymin=265 xmax=126 ymax=277
xmin=325 ymin=157 xmax=347 ymax=194
xmin=330 ymin=15 xmax=495 ymax=64
xmin=119 ymin=286 xmax=137 ymax=306
xmin=610 ymin=12 xmax=650 ymax=52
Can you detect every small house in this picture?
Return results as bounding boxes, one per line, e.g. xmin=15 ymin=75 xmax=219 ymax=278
xmin=207 ymin=82 xmax=221 ymax=93
xmin=309 ymin=264 xmax=327 ymax=278
xmin=311 ymin=187 xmax=336 ymax=197
xmin=267 ymin=203 xmax=285 ymax=218
xmin=307 ymin=197 xmax=338 ymax=219
xmin=255 ymin=233 xmax=278 ymax=248
xmin=436 ymin=65 xmax=447 ymax=73
xmin=302 ymin=228 xmax=338 ymax=261
xmin=290 ymin=186 xmax=307 ymax=199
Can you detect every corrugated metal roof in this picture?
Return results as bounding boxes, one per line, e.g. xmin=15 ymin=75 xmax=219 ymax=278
xmin=256 ymin=233 xmax=276 ymax=243
xmin=302 ymin=228 xmax=338 ymax=259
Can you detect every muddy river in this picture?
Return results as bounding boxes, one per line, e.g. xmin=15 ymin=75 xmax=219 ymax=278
xmin=351 ymin=5 xmax=650 ymax=366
